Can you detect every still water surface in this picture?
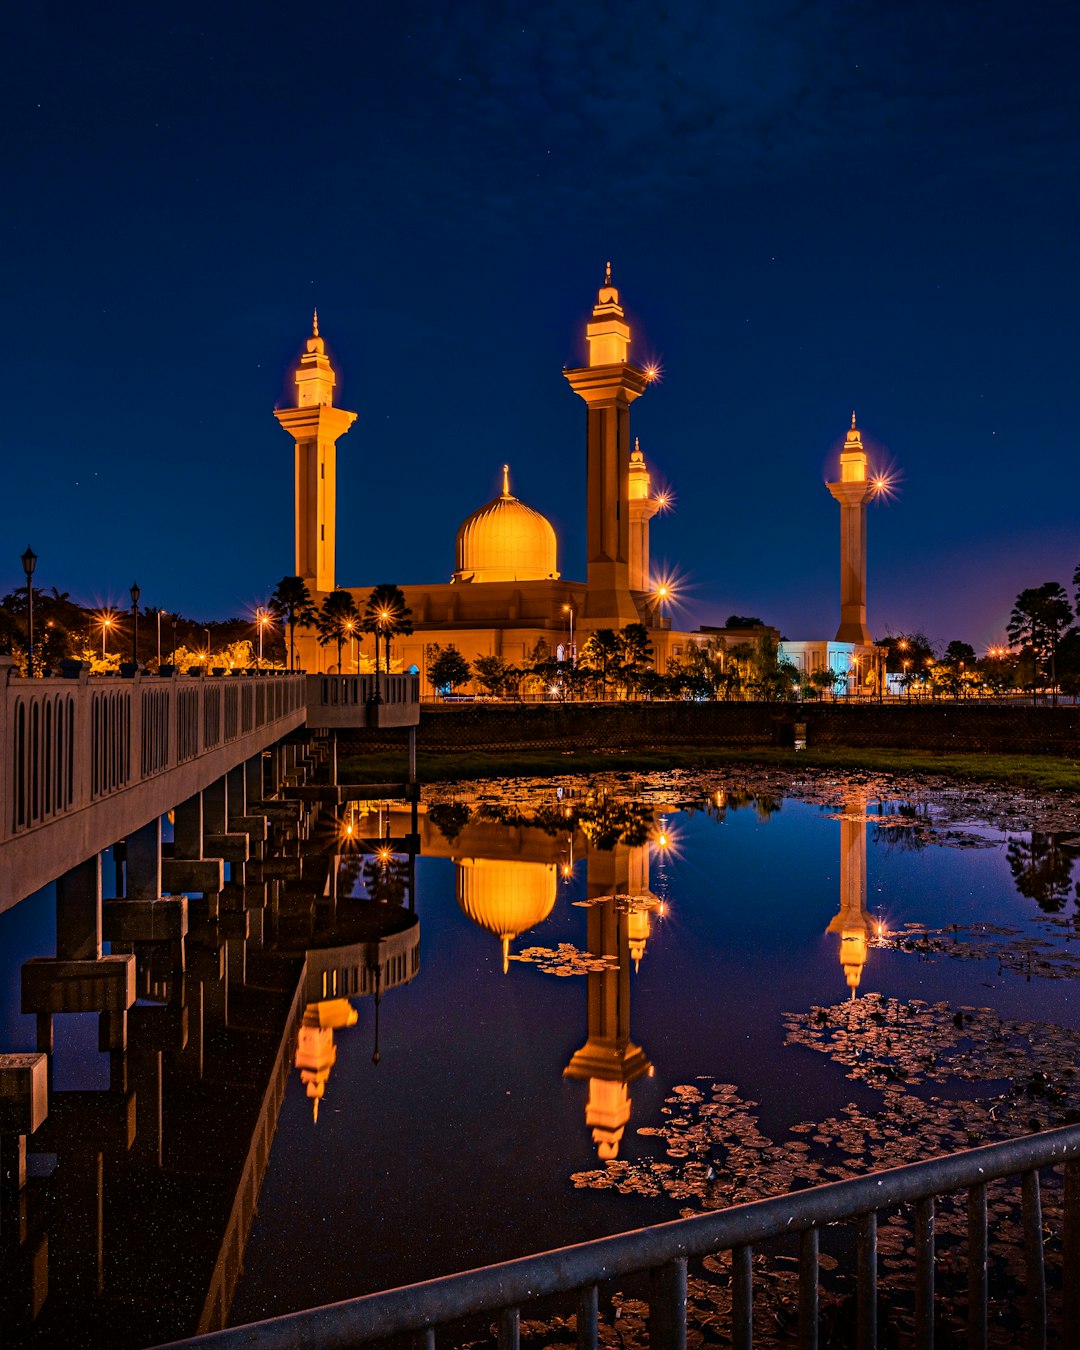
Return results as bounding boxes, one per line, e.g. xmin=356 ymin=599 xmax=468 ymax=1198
xmin=2 ymin=775 xmax=1078 ymax=1345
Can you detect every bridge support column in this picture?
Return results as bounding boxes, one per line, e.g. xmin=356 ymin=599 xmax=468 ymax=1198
xmin=245 ymin=753 xmax=264 ymax=804
xmin=0 ymin=1054 xmax=47 ymax=1239
xmin=125 ymin=818 xmax=162 ymax=902
xmin=204 ymin=777 xmax=228 ymax=836
xmin=408 ymin=725 xmax=417 ymax=786
xmin=56 ymin=855 xmax=102 ymax=962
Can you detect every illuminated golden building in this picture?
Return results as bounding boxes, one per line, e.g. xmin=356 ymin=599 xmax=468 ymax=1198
xmin=294 ymin=997 xmax=358 ymax=1122
xmin=825 ymin=794 xmax=875 ymax=997
xmin=274 ymin=312 xmax=357 ymax=596
xmin=564 ymin=836 xmax=653 ymax=1160
xmin=456 ymin=856 xmax=558 ymax=973
xmin=827 ymin=413 xmax=875 ymax=646
xmin=278 ymin=274 xmax=699 ymax=687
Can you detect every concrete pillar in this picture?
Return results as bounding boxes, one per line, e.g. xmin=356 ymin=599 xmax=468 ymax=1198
xmin=330 ymin=733 xmax=338 ymax=787
xmin=203 ymin=776 xmax=228 ymax=836
xmin=226 ymin=764 xmax=247 ymax=824
xmin=126 ymin=817 xmax=162 ymax=901
xmin=174 ymin=792 xmax=204 ymax=860
xmin=245 ymin=753 xmax=264 ymax=804
xmin=56 ymin=855 xmax=102 ymax=962
xmin=408 ymin=725 xmax=417 ymax=785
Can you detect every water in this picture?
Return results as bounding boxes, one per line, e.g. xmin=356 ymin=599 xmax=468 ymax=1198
xmin=2 ymin=775 xmax=1079 ymax=1345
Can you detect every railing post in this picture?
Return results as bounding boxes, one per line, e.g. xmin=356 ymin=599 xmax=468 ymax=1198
xmin=576 ymin=1284 xmax=598 ymax=1350
xmin=1064 ymin=1162 xmax=1080 ymax=1350
xmin=731 ymin=1244 xmax=753 ymax=1350
xmin=1022 ymin=1170 xmax=1046 ymax=1350
xmin=857 ymin=1211 xmax=877 ymax=1350
xmin=799 ymin=1226 xmax=819 ymax=1350
xmin=968 ymin=1182 xmax=987 ymax=1350
xmin=497 ymin=1306 xmax=519 ymax=1350
xmin=649 ymin=1257 xmax=687 ymax=1350
xmin=914 ymin=1195 xmax=935 ymax=1349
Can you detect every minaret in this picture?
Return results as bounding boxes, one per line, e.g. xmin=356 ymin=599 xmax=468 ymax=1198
xmin=564 ymin=839 xmax=652 ymax=1159
xmin=274 ymin=312 xmax=357 ymax=595
xmin=564 ymin=265 xmax=652 ymax=630
xmin=826 ymin=793 xmax=874 ymax=997
xmin=628 ymin=438 xmax=660 ymax=593
xmin=826 ymin=413 xmax=874 ymax=644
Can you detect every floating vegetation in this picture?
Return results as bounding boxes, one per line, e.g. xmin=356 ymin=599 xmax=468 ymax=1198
xmin=879 ymin=920 xmax=1080 ymax=981
xmin=558 ymin=995 xmax=1080 ymax=1346
xmin=512 ymin=943 xmax=619 ymax=976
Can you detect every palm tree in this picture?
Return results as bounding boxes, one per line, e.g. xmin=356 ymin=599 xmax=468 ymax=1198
xmin=580 ymin=628 xmax=621 ymax=698
xmin=1008 ymin=582 xmax=1074 ymax=703
xmin=269 ymin=576 xmax=317 ymax=670
xmin=316 ymin=590 xmax=359 ymax=673
xmin=362 ymin=584 xmax=414 ymax=680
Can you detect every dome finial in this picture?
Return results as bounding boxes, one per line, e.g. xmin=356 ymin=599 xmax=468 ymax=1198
xmin=502 ymin=464 xmax=510 ymax=497
xmin=605 ymin=260 xmax=612 ymax=286
xmin=313 ymin=308 xmax=320 ymax=339
xmin=851 ymin=409 xmax=857 ymax=430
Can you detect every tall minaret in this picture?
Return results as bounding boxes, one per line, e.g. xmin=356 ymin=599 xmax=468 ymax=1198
xmin=628 ymin=438 xmax=660 ymax=593
xmin=826 ymin=793 xmax=874 ymax=997
xmin=274 ymin=312 xmax=357 ymax=595
xmin=564 ymin=265 xmax=652 ymax=630
xmin=826 ymin=413 xmax=874 ymax=644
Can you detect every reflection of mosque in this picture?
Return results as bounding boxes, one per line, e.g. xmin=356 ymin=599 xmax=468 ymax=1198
xmin=826 ymin=793 xmax=877 ymax=997
xmin=415 ymin=801 xmax=662 ymax=1159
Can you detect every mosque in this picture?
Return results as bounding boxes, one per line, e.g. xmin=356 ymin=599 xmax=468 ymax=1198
xmin=275 ymin=268 xmax=883 ymax=693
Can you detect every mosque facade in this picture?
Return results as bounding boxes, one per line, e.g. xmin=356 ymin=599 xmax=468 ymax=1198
xmin=276 ymin=273 xmax=884 ymax=693
xmin=276 ymin=272 xmax=697 ymax=688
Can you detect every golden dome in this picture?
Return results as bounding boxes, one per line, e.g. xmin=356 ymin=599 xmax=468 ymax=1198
xmin=453 ymin=466 xmax=559 ymax=583
xmin=456 ymin=856 xmax=558 ymax=972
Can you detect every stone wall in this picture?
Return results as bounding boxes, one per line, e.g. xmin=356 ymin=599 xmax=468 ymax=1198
xmin=340 ymin=701 xmax=1080 ymax=758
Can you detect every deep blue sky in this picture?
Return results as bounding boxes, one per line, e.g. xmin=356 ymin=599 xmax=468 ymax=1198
xmin=2 ymin=1 xmax=1077 ymax=648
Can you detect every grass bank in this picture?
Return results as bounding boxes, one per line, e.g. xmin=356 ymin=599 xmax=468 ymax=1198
xmin=339 ymin=745 xmax=1080 ymax=793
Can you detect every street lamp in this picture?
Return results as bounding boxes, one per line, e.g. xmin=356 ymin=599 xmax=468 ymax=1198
xmin=256 ymin=606 xmax=270 ymax=669
xmin=101 ymin=614 xmax=113 ymax=659
xmin=130 ymin=582 xmax=141 ymax=667
xmin=171 ymin=616 xmax=178 ymax=665
xmin=157 ymin=609 xmax=166 ymax=666
xmin=204 ymin=627 xmax=212 ymax=666
xmin=656 ymin=584 xmax=670 ymax=623
xmin=20 ymin=546 xmax=36 ymax=677
xmin=562 ymin=603 xmax=575 ymax=665
xmin=344 ymin=618 xmax=358 ymax=674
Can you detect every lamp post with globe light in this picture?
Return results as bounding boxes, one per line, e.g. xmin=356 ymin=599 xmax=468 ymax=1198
xmin=20 ymin=546 xmax=36 ymax=677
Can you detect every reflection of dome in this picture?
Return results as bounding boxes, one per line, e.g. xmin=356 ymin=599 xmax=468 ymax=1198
xmin=456 ymin=856 xmax=557 ymax=971
xmin=453 ymin=466 xmax=559 ymax=583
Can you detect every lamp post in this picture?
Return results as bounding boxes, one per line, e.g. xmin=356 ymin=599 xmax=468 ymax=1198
xmin=156 ymin=609 xmax=165 ymax=666
xmin=204 ymin=627 xmax=211 ymax=666
xmin=101 ymin=615 xmax=113 ymax=659
xmin=562 ymin=603 xmax=575 ymax=665
xmin=344 ymin=619 xmax=357 ymax=674
xmin=256 ymin=607 xmax=267 ymax=669
xmin=171 ymin=617 xmax=177 ymax=665
xmin=130 ymin=582 xmax=141 ymax=666
xmin=20 ymin=546 xmax=36 ymax=677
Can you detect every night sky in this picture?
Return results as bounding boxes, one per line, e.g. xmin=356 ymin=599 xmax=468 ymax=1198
xmin=3 ymin=1 xmax=1077 ymax=650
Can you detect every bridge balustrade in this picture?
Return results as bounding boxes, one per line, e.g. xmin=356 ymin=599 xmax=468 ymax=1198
xmin=0 ymin=662 xmax=306 ymax=865
xmin=304 ymin=673 xmax=420 ymax=729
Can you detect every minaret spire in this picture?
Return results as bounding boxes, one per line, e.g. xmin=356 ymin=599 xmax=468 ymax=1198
xmin=502 ymin=463 xmax=510 ymax=497
xmin=313 ymin=308 xmax=320 ymax=339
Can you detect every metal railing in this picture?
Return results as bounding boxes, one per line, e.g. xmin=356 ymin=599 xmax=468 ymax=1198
xmin=157 ymin=1124 xmax=1080 ymax=1350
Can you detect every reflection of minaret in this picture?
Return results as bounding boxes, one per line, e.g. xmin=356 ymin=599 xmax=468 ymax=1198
xmin=274 ymin=312 xmax=358 ymax=595
xmin=628 ymin=438 xmax=660 ymax=593
xmin=826 ymin=413 xmax=874 ymax=644
xmin=826 ymin=795 xmax=874 ymax=997
xmin=294 ymin=998 xmax=358 ymax=1121
xmin=456 ymin=857 xmax=557 ymax=972
xmin=564 ymin=840 xmax=652 ymax=1159
xmin=565 ymin=265 xmax=652 ymax=630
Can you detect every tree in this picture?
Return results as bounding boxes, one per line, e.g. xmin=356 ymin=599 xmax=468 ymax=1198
xmin=427 ymin=643 xmax=471 ymax=696
xmin=618 ymin=623 xmax=654 ymax=697
xmin=1008 ymin=582 xmax=1074 ymax=702
xmin=316 ymin=590 xmax=359 ymax=673
xmin=725 ymin=615 xmax=764 ymax=629
xmin=269 ymin=576 xmax=316 ymax=671
xmin=363 ymin=584 xmax=414 ymax=678
xmin=941 ymin=640 xmax=977 ymax=700
xmin=580 ymin=628 xmax=622 ymax=698
xmin=473 ymin=654 xmax=513 ymax=698
xmin=810 ymin=667 xmax=842 ymax=699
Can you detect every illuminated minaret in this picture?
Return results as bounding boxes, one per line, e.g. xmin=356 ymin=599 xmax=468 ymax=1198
xmin=628 ymin=438 xmax=660 ymax=593
xmin=826 ymin=413 xmax=874 ymax=644
xmin=564 ymin=838 xmax=652 ymax=1159
xmin=826 ymin=794 xmax=874 ymax=997
xmin=565 ymin=265 xmax=652 ymax=630
xmin=274 ymin=312 xmax=357 ymax=595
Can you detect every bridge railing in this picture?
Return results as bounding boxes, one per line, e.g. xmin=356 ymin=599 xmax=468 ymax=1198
xmin=0 ymin=661 xmax=306 ymax=845
xmin=305 ymin=673 xmax=420 ymax=729
xmin=156 ymin=1123 xmax=1080 ymax=1350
